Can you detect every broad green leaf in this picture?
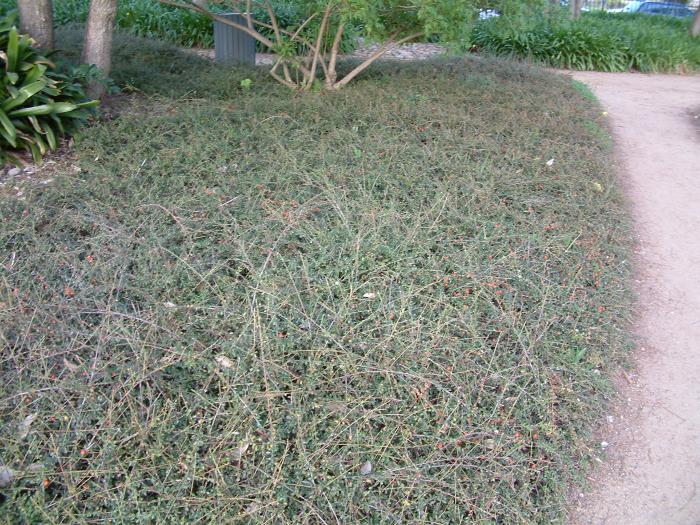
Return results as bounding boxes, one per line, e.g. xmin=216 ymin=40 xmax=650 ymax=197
xmin=43 ymin=123 xmax=57 ymax=150
xmin=28 ymin=115 xmax=41 ymax=133
xmin=34 ymin=133 xmax=47 ymax=155
xmin=24 ymin=64 xmax=47 ymax=84
xmin=35 ymin=59 xmax=56 ymax=68
xmin=10 ymin=102 xmax=82 ymax=118
xmin=9 ymin=104 xmax=53 ymax=117
xmin=50 ymin=114 xmax=65 ymax=134
xmin=28 ymin=141 xmax=41 ymax=163
xmin=0 ymin=124 xmax=16 ymax=148
xmin=7 ymin=27 xmax=18 ymax=72
xmin=49 ymin=102 xmax=79 ymax=114
xmin=0 ymin=107 xmax=17 ymax=145
xmin=76 ymin=100 xmax=100 ymax=109
xmin=3 ymin=80 xmax=48 ymax=111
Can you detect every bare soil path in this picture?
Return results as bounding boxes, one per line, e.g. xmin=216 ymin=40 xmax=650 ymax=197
xmin=567 ymin=72 xmax=700 ymax=524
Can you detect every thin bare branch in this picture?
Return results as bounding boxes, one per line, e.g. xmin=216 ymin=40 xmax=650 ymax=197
xmin=246 ymin=0 xmax=253 ymax=29
xmin=265 ymin=0 xmax=283 ymax=43
xmin=291 ymin=12 xmax=318 ymax=39
xmin=307 ymin=3 xmax=332 ymax=89
xmin=263 ymin=1 xmax=294 ymax=83
xmin=269 ymin=57 xmax=299 ymax=89
xmin=270 ymin=68 xmax=299 ymax=89
xmin=334 ymin=32 xmax=423 ymax=88
xmin=326 ymin=21 xmax=344 ymax=87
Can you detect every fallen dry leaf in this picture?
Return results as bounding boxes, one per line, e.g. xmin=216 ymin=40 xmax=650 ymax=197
xmin=359 ymin=460 xmax=372 ymax=475
xmin=232 ymin=441 xmax=250 ymax=461
xmin=18 ymin=413 xmax=37 ymax=439
xmin=63 ymin=357 xmax=80 ymax=372
xmin=215 ymin=355 xmax=234 ymax=369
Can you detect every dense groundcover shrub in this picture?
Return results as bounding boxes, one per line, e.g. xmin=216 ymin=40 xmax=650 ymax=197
xmin=0 ymin=14 xmax=96 ymax=164
xmin=473 ymin=11 xmax=700 ymax=73
xmin=0 ymin=32 xmax=632 ymax=523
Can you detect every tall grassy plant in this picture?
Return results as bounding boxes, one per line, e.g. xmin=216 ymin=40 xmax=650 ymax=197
xmin=473 ymin=11 xmax=700 ymax=73
xmin=0 ymin=13 xmax=97 ymax=164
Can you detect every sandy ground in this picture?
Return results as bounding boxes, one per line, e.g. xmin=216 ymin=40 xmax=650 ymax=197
xmin=567 ymin=72 xmax=700 ymax=524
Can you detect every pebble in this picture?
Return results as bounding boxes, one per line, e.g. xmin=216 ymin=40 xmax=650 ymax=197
xmin=0 ymin=466 xmax=14 ymax=488
xmin=7 ymin=167 xmax=21 ymax=177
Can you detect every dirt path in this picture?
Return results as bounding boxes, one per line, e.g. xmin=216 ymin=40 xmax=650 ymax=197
xmin=567 ymin=72 xmax=700 ymax=524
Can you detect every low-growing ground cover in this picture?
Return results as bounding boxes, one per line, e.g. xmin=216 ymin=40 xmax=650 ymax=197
xmin=0 ymin=33 xmax=631 ymax=523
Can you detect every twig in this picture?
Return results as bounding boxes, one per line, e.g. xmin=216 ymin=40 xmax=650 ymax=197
xmin=264 ymin=0 xmax=294 ymax=83
xmin=334 ymin=32 xmax=423 ymax=88
xmin=306 ymin=4 xmax=332 ymax=89
xmin=326 ymin=22 xmax=345 ymax=87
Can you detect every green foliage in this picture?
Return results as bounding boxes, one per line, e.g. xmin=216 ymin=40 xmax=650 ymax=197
xmin=0 ymin=0 xmax=359 ymax=51
xmin=473 ymin=11 xmax=700 ymax=73
xmin=116 ymin=0 xmax=217 ymax=47
xmin=69 ymin=63 xmax=121 ymax=95
xmin=0 ymin=0 xmax=216 ymax=47
xmin=0 ymin=31 xmax=632 ymax=523
xmin=340 ymin=0 xmax=478 ymax=41
xmin=250 ymin=1 xmax=362 ymax=54
xmin=0 ymin=0 xmax=482 ymax=89
xmin=0 ymin=14 xmax=97 ymax=165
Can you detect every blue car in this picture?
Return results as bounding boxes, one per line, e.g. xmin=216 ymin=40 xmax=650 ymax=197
xmin=623 ymin=1 xmax=695 ymax=17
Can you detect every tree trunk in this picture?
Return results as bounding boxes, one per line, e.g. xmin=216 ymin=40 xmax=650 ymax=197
xmin=17 ymin=0 xmax=53 ymax=49
xmin=81 ymin=0 xmax=119 ymax=97
xmin=570 ymin=0 xmax=583 ymax=20
xmin=691 ymin=8 xmax=700 ymax=38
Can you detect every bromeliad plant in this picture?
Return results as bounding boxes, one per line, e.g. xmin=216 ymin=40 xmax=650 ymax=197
xmin=0 ymin=13 xmax=98 ymax=165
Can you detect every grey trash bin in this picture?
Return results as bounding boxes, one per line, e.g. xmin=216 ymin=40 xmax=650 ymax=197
xmin=214 ymin=13 xmax=256 ymax=65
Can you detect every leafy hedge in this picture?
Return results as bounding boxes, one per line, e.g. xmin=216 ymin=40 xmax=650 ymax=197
xmin=473 ymin=11 xmax=700 ymax=73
